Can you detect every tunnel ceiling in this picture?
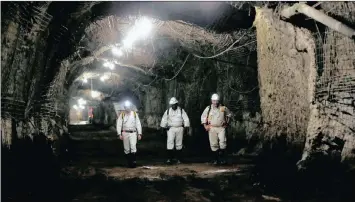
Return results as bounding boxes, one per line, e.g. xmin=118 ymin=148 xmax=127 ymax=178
xmin=2 ymin=1 xmax=259 ymax=99
xmin=62 ymin=1 xmax=258 ymax=95
xmin=2 ymin=1 xmax=351 ymax=102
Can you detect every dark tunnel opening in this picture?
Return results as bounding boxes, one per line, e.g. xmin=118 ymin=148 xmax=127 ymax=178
xmin=2 ymin=1 xmax=355 ymax=202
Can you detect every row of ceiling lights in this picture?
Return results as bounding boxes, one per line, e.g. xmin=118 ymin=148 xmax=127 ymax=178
xmin=82 ymin=74 xmax=109 ymax=83
xmin=81 ymin=17 xmax=154 ymax=84
xmin=79 ymin=17 xmax=154 ymax=100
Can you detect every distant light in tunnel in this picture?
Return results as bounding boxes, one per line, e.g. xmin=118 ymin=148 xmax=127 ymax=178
xmin=79 ymin=105 xmax=85 ymax=110
xmin=103 ymin=61 xmax=115 ymax=70
xmin=112 ymin=47 xmax=123 ymax=57
xmin=100 ymin=75 xmax=109 ymax=82
xmin=83 ymin=78 xmax=88 ymax=83
xmin=78 ymin=98 xmax=87 ymax=105
xmin=73 ymin=105 xmax=78 ymax=110
xmin=91 ymin=90 xmax=100 ymax=98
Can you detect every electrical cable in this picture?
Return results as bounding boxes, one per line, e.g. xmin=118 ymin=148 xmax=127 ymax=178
xmin=164 ymin=53 xmax=190 ymax=81
xmin=192 ymin=27 xmax=253 ymax=59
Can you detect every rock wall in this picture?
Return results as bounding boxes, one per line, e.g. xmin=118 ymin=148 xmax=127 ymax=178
xmin=1 ymin=3 xmax=67 ymax=146
xmin=254 ymin=7 xmax=355 ymax=164
xmin=301 ymin=30 xmax=355 ymax=163
xmin=141 ymin=84 xmax=165 ymax=129
xmin=254 ymin=8 xmax=316 ymax=144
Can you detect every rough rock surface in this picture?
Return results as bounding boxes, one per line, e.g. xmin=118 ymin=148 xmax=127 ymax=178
xmin=302 ymin=30 xmax=355 ymax=163
xmin=254 ymin=7 xmax=316 ymax=143
xmin=254 ymin=7 xmax=355 ymax=164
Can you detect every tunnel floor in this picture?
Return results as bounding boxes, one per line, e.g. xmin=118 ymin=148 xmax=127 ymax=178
xmin=61 ymin=157 xmax=260 ymax=202
xmin=58 ymin=124 xmax=265 ymax=202
xmin=3 ymin=124 xmax=355 ymax=202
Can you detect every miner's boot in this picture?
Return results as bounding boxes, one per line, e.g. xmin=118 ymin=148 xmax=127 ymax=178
xmin=131 ymin=152 xmax=137 ymax=168
xmin=125 ymin=154 xmax=131 ymax=168
xmin=166 ymin=150 xmax=173 ymax=165
xmin=175 ymin=149 xmax=182 ymax=164
xmin=212 ymin=150 xmax=220 ymax=165
xmin=219 ymin=149 xmax=227 ymax=165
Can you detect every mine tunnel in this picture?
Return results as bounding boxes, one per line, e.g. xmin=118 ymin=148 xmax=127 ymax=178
xmin=1 ymin=1 xmax=355 ymax=202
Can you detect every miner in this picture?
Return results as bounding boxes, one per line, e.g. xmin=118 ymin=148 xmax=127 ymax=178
xmin=117 ymin=100 xmax=142 ymax=168
xmin=201 ymin=93 xmax=232 ymax=165
xmin=160 ymin=97 xmax=190 ymax=164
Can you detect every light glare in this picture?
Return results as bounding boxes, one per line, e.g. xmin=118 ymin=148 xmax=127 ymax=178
xmin=91 ymin=91 xmax=100 ymax=98
xmin=100 ymin=75 xmax=109 ymax=82
xmin=103 ymin=61 xmax=114 ymax=69
xmin=135 ymin=17 xmax=153 ymax=38
xmin=112 ymin=47 xmax=123 ymax=57
xmin=123 ymin=38 xmax=134 ymax=48
xmin=124 ymin=100 xmax=131 ymax=107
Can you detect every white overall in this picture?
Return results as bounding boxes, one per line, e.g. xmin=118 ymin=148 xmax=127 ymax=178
xmin=160 ymin=107 xmax=190 ymax=150
xmin=117 ymin=111 xmax=142 ymax=154
xmin=201 ymin=105 xmax=232 ymax=151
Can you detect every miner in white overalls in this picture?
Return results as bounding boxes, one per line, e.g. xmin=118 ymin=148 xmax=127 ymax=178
xmin=160 ymin=97 xmax=190 ymax=164
xmin=201 ymin=93 xmax=232 ymax=165
xmin=117 ymin=101 xmax=142 ymax=168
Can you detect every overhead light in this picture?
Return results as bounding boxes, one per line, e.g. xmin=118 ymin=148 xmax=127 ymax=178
xmin=135 ymin=17 xmax=153 ymax=38
xmin=79 ymin=105 xmax=85 ymax=110
xmin=73 ymin=105 xmax=78 ymax=110
xmin=112 ymin=47 xmax=123 ymax=57
xmin=121 ymin=17 xmax=153 ymax=50
xmin=91 ymin=91 xmax=100 ymax=98
xmin=83 ymin=78 xmax=88 ymax=83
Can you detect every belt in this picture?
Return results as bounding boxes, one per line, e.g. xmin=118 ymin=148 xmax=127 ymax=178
xmin=207 ymin=125 xmax=223 ymax=127
xmin=168 ymin=126 xmax=183 ymax=128
xmin=123 ymin=130 xmax=136 ymax=133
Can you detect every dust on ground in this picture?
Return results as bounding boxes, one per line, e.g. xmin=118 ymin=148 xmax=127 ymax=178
xmin=62 ymin=162 xmax=250 ymax=180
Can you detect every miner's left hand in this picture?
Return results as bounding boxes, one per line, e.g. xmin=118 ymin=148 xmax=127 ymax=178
xmin=184 ymin=127 xmax=190 ymax=134
xmin=138 ymin=134 xmax=142 ymax=140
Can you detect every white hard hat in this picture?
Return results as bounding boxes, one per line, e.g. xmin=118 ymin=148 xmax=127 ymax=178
xmin=169 ymin=97 xmax=179 ymax=105
xmin=211 ymin=93 xmax=220 ymax=101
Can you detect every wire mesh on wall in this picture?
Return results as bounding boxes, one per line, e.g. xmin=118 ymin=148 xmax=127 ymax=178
xmin=313 ymin=29 xmax=355 ymax=152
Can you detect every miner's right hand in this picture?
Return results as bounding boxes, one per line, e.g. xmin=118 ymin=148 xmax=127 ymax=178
xmin=119 ymin=135 xmax=123 ymax=140
xmin=204 ymin=124 xmax=211 ymax=132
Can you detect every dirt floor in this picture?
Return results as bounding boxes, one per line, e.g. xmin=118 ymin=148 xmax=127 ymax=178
xmin=3 ymin=125 xmax=355 ymax=202
xmin=60 ymin=158 xmax=269 ymax=202
xmin=57 ymin=124 xmax=273 ymax=202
